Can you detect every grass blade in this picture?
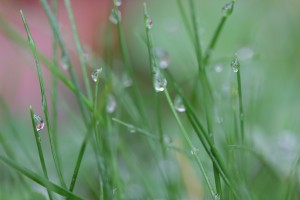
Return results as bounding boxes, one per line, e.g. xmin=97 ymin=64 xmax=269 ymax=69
xmin=20 ymin=10 xmax=67 ymax=188
xmin=0 ymin=155 xmax=83 ymax=200
xmin=29 ymin=106 xmax=54 ymax=200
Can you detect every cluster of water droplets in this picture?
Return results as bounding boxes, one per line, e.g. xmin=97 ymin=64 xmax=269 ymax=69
xmin=231 ymin=54 xmax=240 ymax=73
xmin=153 ymin=48 xmax=170 ymax=69
xmin=91 ymin=68 xmax=103 ymax=82
xmin=222 ymin=1 xmax=234 ymax=17
xmin=34 ymin=114 xmax=45 ymax=132
xmin=173 ymin=95 xmax=186 ymax=113
xmin=153 ymin=68 xmax=167 ymax=92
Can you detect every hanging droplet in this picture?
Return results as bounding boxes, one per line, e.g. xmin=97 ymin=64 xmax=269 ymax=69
xmin=109 ymin=9 xmax=121 ymax=24
xmin=91 ymin=68 xmax=102 ymax=82
xmin=174 ymin=95 xmax=186 ymax=113
xmin=231 ymin=55 xmax=240 ymax=73
xmin=154 ymin=69 xmax=167 ymax=92
xmin=145 ymin=14 xmax=153 ymax=30
xmin=60 ymin=55 xmax=68 ymax=70
xmin=214 ymin=64 xmax=223 ymax=73
xmin=153 ymin=48 xmax=170 ymax=69
xmin=106 ymin=94 xmax=117 ymax=113
xmin=34 ymin=114 xmax=45 ymax=132
xmin=190 ymin=146 xmax=200 ymax=155
xmin=114 ymin=0 xmax=121 ymax=7
xmin=222 ymin=1 xmax=234 ymax=17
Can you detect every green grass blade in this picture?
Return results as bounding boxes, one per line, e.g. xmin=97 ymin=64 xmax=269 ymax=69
xmin=20 ymin=10 xmax=67 ymax=188
xmin=29 ymin=106 xmax=54 ymax=200
xmin=0 ymin=155 xmax=83 ymax=200
xmin=64 ymin=0 xmax=93 ymax=101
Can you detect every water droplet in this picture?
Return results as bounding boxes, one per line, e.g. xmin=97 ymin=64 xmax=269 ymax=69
xmin=109 ymin=9 xmax=121 ymax=24
xmin=122 ymin=73 xmax=133 ymax=88
xmin=128 ymin=125 xmax=136 ymax=133
xmin=236 ymin=47 xmax=254 ymax=60
xmin=34 ymin=114 xmax=45 ymax=132
xmin=214 ymin=64 xmax=223 ymax=73
xmin=154 ymin=69 xmax=167 ymax=92
xmin=106 ymin=94 xmax=117 ymax=113
xmin=214 ymin=193 xmax=220 ymax=200
xmin=163 ymin=134 xmax=172 ymax=144
xmin=153 ymin=48 xmax=170 ymax=69
xmin=91 ymin=68 xmax=102 ymax=82
xmin=190 ymin=146 xmax=200 ymax=155
xmin=60 ymin=55 xmax=68 ymax=70
xmin=145 ymin=15 xmax=153 ymax=30
xmin=114 ymin=0 xmax=121 ymax=7
xmin=222 ymin=1 xmax=234 ymax=17
xmin=231 ymin=55 xmax=240 ymax=73
xmin=173 ymin=95 xmax=186 ymax=113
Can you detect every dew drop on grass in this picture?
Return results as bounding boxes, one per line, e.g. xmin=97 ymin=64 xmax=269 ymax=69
xmin=91 ymin=68 xmax=102 ymax=82
xmin=60 ymin=55 xmax=68 ymax=70
xmin=34 ymin=114 xmax=45 ymax=132
xmin=214 ymin=193 xmax=220 ymax=200
xmin=173 ymin=95 xmax=186 ymax=113
xmin=114 ymin=0 xmax=121 ymax=7
xmin=122 ymin=73 xmax=133 ymax=88
xmin=222 ymin=1 xmax=234 ymax=17
xmin=154 ymin=69 xmax=167 ymax=92
xmin=153 ymin=48 xmax=170 ymax=69
xmin=214 ymin=64 xmax=223 ymax=73
xmin=145 ymin=15 xmax=153 ymax=30
xmin=106 ymin=94 xmax=117 ymax=113
xmin=163 ymin=134 xmax=172 ymax=144
xmin=190 ymin=146 xmax=200 ymax=155
xmin=109 ymin=9 xmax=121 ymax=24
xmin=231 ymin=55 xmax=240 ymax=73
xmin=128 ymin=125 xmax=136 ymax=133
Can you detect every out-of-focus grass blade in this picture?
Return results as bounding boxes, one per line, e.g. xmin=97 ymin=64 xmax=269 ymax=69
xmin=0 ymin=155 xmax=83 ymax=199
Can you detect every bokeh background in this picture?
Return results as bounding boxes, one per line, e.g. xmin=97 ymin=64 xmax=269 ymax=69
xmin=1 ymin=0 xmax=300 ymax=199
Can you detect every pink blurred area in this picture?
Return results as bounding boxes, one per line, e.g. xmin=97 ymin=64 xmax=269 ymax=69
xmin=0 ymin=0 xmax=111 ymax=115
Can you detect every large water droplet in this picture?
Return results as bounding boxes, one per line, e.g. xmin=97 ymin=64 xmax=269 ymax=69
xmin=145 ymin=15 xmax=153 ymax=30
xmin=153 ymin=48 xmax=170 ymax=69
xmin=174 ymin=95 xmax=186 ymax=113
xmin=109 ymin=9 xmax=121 ymax=24
xmin=222 ymin=1 xmax=234 ymax=17
xmin=154 ymin=69 xmax=167 ymax=92
xmin=114 ymin=0 xmax=121 ymax=7
xmin=91 ymin=68 xmax=102 ymax=82
xmin=34 ymin=114 xmax=45 ymax=132
xmin=231 ymin=55 xmax=240 ymax=73
xmin=106 ymin=94 xmax=117 ymax=113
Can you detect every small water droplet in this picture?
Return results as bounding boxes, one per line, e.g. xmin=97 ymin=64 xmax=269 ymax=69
xmin=153 ymin=48 xmax=170 ymax=69
xmin=106 ymin=94 xmax=117 ymax=113
xmin=163 ymin=134 xmax=172 ymax=144
xmin=145 ymin=15 xmax=153 ymax=30
xmin=190 ymin=146 xmax=200 ymax=155
xmin=122 ymin=73 xmax=133 ymax=88
xmin=214 ymin=193 xmax=220 ymax=200
xmin=91 ymin=68 xmax=102 ymax=82
xmin=109 ymin=9 xmax=121 ymax=24
xmin=34 ymin=114 xmax=45 ymax=132
xmin=154 ymin=69 xmax=167 ymax=92
xmin=231 ymin=55 xmax=240 ymax=73
xmin=173 ymin=95 xmax=186 ymax=113
xmin=236 ymin=47 xmax=254 ymax=60
xmin=128 ymin=125 xmax=136 ymax=133
xmin=114 ymin=0 xmax=121 ymax=7
xmin=60 ymin=55 xmax=68 ymax=70
xmin=214 ymin=64 xmax=223 ymax=73
xmin=222 ymin=1 xmax=234 ymax=17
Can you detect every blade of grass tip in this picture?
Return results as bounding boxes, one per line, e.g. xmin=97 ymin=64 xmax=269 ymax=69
xmin=203 ymin=1 xmax=235 ymax=67
xmin=20 ymin=10 xmax=67 ymax=188
xmin=29 ymin=106 xmax=54 ymax=200
xmin=113 ymin=1 xmax=148 ymax=127
xmin=0 ymin=155 xmax=83 ymax=200
xmin=39 ymin=0 xmax=89 ymax=125
xmin=143 ymin=3 xmax=215 ymax=199
xmin=64 ymin=0 xmax=93 ymax=101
